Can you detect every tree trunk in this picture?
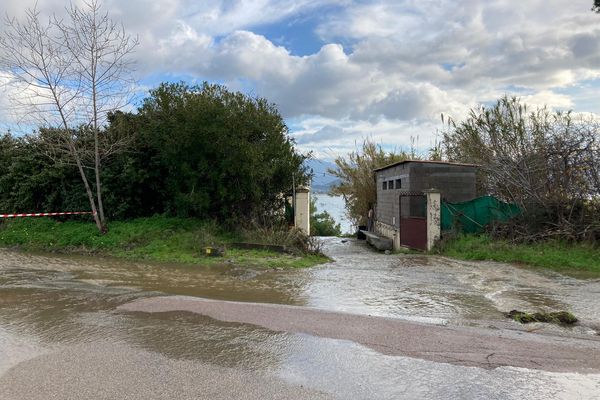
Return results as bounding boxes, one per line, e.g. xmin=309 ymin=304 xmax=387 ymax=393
xmin=93 ymin=128 xmax=107 ymax=231
xmin=72 ymin=142 xmax=105 ymax=233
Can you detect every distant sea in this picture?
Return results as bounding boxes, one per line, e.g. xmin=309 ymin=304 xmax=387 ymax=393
xmin=312 ymin=193 xmax=354 ymax=235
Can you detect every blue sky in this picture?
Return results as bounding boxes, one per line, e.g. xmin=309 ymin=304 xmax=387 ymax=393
xmin=1 ymin=0 xmax=600 ymax=160
xmin=253 ymin=6 xmax=338 ymax=56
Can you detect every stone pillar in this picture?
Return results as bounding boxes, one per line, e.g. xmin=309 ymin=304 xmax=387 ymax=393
xmin=294 ymin=186 xmax=310 ymax=235
xmin=424 ymin=189 xmax=441 ymax=251
xmin=393 ymin=229 xmax=401 ymax=251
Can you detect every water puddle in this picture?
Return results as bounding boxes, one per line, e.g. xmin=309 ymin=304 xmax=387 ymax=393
xmin=0 ymin=327 xmax=48 ymax=375
xmin=1 ymin=239 xmax=600 ymax=398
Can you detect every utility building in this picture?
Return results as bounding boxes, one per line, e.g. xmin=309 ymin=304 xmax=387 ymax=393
xmin=373 ymin=160 xmax=477 ymax=250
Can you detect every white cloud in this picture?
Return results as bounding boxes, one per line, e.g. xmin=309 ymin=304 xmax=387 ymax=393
xmin=520 ymin=90 xmax=575 ymax=111
xmin=290 ymin=115 xmax=440 ymax=160
xmin=2 ymin=0 xmax=600 ymax=157
xmin=0 ymin=71 xmax=92 ymax=134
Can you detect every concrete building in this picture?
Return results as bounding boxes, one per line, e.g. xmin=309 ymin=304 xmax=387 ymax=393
xmin=372 ymin=160 xmax=477 ymax=250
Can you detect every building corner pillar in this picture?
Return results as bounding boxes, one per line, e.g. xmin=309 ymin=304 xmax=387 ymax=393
xmin=424 ymin=189 xmax=441 ymax=251
xmin=294 ymin=186 xmax=310 ymax=235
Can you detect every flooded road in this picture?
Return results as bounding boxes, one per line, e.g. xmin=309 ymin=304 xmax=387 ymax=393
xmin=1 ymin=238 xmax=600 ymax=399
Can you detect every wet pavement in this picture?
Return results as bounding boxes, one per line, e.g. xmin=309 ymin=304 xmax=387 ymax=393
xmin=119 ymin=295 xmax=600 ymax=372
xmin=1 ymin=238 xmax=600 ymax=399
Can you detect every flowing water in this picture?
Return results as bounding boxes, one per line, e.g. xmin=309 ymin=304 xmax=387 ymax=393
xmin=1 ymin=239 xmax=600 ymax=399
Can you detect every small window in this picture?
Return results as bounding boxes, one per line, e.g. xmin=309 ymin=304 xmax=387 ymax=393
xmin=396 ymin=179 xmax=402 ymax=188
xmin=382 ymin=181 xmax=387 ymax=190
xmin=388 ymin=180 xmax=394 ymax=190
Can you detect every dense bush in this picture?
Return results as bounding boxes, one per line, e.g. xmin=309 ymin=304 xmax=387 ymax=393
xmin=0 ymin=134 xmax=87 ymax=214
xmin=0 ymin=82 xmax=309 ymax=225
xmin=442 ymin=96 xmax=600 ymax=243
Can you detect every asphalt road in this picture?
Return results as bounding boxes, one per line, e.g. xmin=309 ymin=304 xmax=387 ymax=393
xmin=0 ymin=343 xmax=333 ymax=400
xmin=120 ymin=295 xmax=600 ymax=373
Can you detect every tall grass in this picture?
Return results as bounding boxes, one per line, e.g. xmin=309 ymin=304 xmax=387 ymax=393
xmin=0 ymin=217 xmax=327 ymax=268
xmin=240 ymin=224 xmax=323 ymax=254
xmin=439 ymin=234 xmax=600 ymax=275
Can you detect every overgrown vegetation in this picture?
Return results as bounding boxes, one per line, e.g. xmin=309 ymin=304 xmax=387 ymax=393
xmin=437 ymin=234 xmax=600 ymax=275
xmin=0 ymin=1 xmax=138 ymax=233
xmin=240 ymin=222 xmax=324 ymax=255
xmin=442 ymin=96 xmax=600 ymax=243
xmin=0 ymin=217 xmax=327 ymax=268
xmin=0 ymin=80 xmax=319 ymax=267
xmin=0 ymin=82 xmax=309 ymax=226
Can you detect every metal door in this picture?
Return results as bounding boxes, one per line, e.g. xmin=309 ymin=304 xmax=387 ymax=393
xmin=398 ymin=191 xmax=427 ymax=250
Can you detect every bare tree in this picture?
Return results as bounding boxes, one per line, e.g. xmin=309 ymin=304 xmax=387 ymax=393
xmin=0 ymin=1 xmax=137 ymax=233
xmin=442 ymin=96 xmax=600 ymax=242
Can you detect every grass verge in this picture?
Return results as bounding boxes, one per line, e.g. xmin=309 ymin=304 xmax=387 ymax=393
xmin=0 ymin=217 xmax=329 ymax=269
xmin=438 ymin=234 xmax=600 ymax=276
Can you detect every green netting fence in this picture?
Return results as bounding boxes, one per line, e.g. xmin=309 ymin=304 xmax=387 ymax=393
xmin=441 ymin=195 xmax=521 ymax=234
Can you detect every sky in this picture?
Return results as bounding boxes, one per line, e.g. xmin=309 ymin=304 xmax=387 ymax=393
xmin=1 ymin=0 xmax=600 ymax=161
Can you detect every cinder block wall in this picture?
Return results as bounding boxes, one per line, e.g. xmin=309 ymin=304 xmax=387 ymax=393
xmin=376 ymin=164 xmax=410 ymax=228
xmin=408 ymin=164 xmax=476 ymax=202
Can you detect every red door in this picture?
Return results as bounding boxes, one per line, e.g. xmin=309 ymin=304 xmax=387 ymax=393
xmin=399 ymin=193 xmax=427 ymax=251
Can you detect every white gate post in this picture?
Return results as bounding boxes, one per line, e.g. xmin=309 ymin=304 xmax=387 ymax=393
xmin=294 ymin=186 xmax=310 ymax=235
xmin=424 ymin=189 xmax=441 ymax=251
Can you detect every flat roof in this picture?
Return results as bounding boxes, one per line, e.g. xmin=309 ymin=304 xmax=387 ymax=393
xmin=374 ymin=159 xmax=479 ymax=172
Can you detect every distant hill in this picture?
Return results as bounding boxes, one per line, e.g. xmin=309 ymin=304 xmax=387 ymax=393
xmin=305 ymin=159 xmax=340 ymax=193
xmin=312 ymin=178 xmax=342 ymax=193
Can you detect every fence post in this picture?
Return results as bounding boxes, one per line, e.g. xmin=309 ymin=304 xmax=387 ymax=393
xmin=294 ymin=186 xmax=311 ymax=235
xmin=424 ymin=189 xmax=441 ymax=251
xmin=393 ymin=229 xmax=401 ymax=251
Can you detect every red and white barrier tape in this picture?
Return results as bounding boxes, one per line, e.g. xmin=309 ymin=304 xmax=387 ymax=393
xmin=0 ymin=211 xmax=95 ymax=218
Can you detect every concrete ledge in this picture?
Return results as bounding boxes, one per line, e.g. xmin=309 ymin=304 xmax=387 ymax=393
xmin=360 ymin=230 xmax=393 ymax=251
xmin=230 ymin=242 xmax=288 ymax=253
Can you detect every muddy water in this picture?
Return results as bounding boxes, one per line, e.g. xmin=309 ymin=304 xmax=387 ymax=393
xmin=1 ymin=238 xmax=600 ymax=399
xmin=308 ymin=239 xmax=600 ymax=334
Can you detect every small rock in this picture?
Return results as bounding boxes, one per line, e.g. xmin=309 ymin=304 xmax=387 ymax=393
xmin=506 ymin=309 xmax=578 ymax=325
xmin=384 ymin=250 xmax=391 ymax=255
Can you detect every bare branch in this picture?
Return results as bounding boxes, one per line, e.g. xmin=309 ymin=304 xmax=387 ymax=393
xmin=0 ymin=0 xmax=138 ymax=233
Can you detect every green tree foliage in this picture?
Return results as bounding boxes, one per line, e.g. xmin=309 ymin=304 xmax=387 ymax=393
xmin=310 ymin=198 xmax=341 ymax=236
xmin=0 ymin=134 xmax=86 ymax=214
xmin=124 ymin=82 xmax=308 ymax=223
xmin=594 ymin=0 xmax=600 ymax=12
xmin=0 ymin=83 xmax=308 ymax=226
xmin=328 ymin=139 xmax=416 ymax=225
